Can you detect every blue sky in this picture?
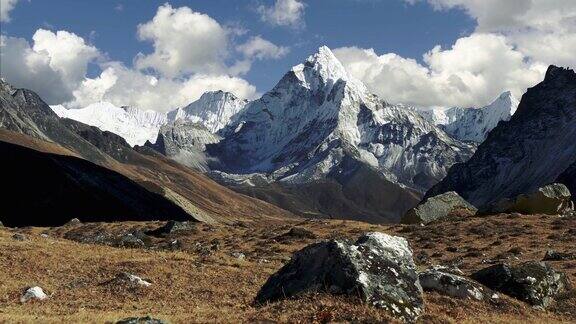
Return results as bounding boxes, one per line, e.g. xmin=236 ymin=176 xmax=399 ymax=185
xmin=1 ymin=0 xmax=574 ymax=111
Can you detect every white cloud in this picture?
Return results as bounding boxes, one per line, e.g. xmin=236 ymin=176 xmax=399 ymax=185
xmin=334 ymin=33 xmax=545 ymax=108
xmin=68 ymin=63 xmax=257 ymax=112
xmin=0 ymin=30 xmax=100 ymax=104
xmin=237 ymin=36 xmax=289 ymax=60
xmin=0 ymin=0 xmax=18 ymax=22
xmin=408 ymin=0 xmax=576 ymax=67
xmin=258 ymin=0 xmax=306 ymax=29
xmin=135 ymin=3 xmax=230 ymax=77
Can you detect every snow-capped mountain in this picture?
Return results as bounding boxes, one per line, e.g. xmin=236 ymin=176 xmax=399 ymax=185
xmin=426 ymin=65 xmax=576 ymax=209
xmin=209 ymin=46 xmax=475 ymax=193
xmin=417 ymin=91 xmax=519 ymax=143
xmin=50 ymin=102 xmax=167 ymax=146
xmin=167 ymin=91 xmax=248 ymax=133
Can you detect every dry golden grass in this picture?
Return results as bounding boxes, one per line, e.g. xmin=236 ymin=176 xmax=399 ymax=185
xmin=0 ymin=213 xmax=574 ymax=323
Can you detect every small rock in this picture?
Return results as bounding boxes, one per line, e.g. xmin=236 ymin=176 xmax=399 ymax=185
xmin=118 ymin=233 xmax=146 ymax=248
xmin=20 ymin=286 xmax=48 ymax=303
xmin=471 ymin=261 xmax=570 ymax=309
xmin=146 ymin=220 xmax=196 ymax=237
xmin=65 ymin=218 xmax=81 ymax=226
xmin=116 ymin=316 xmax=167 ymax=324
xmin=40 ymin=233 xmax=49 ymax=238
xmin=419 ymin=269 xmax=490 ymax=301
xmin=280 ymin=227 xmax=317 ymax=240
xmin=110 ymin=272 xmax=152 ymax=287
xmin=231 ymin=252 xmax=246 ymax=260
xmin=0 ymin=221 xmax=4 ymax=227
xmin=12 ymin=233 xmax=26 ymax=241
xmin=401 ymin=191 xmax=477 ymax=225
xmin=543 ymin=250 xmax=576 ymax=261
xmin=254 ymin=232 xmax=424 ymax=322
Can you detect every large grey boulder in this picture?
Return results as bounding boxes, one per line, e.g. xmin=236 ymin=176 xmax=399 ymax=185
xmin=419 ymin=268 xmax=493 ymax=301
xmin=486 ymin=183 xmax=574 ymax=215
xmin=401 ymin=191 xmax=477 ymax=224
xmin=471 ymin=262 xmax=571 ymax=309
xmin=255 ymin=232 xmax=424 ymax=321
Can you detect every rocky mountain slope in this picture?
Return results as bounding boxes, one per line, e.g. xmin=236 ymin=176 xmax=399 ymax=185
xmin=200 ymin=47 xmax=473 ymax=222
xmin=167 ymin=90 xmax=248 ymax=133
xmin=426 ymin=66 xmax=576 ymax=209
xmin=418 ymin=91 xmax=519 ymax=143
xmin=51 ymin=102 xmax=167 ymax=146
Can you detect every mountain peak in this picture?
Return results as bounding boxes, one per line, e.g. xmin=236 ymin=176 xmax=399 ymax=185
xmin=544 ymin=65 xmax=576 ymax=83
xmin=291 ymin=46 xmax=350 ymax=88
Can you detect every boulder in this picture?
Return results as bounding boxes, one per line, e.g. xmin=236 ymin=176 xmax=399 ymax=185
xmin=12 ymin=233 xmax=26 ymax=241
xmin=487 ymin=183 xmax=574 ymax=215
xmin=401 ymin=191 xmax=477 ymax=224
xmin=65 ymin=218 xmax=81 ymax=226
xmin=419 ymin=268 xmax=492 ymax=301
xmin=20 ymin=286 xmax=48 ymax=303
xmin=279 ymin=227 xmax=317 ymax=240
xmin=116 ymin=316 xmax=167 ymax=324
xmin=471 ymin=262 xmax=570 ymax=308
xmin=145 ymin=220 xmax=196 ymax=237
xmin=255 ymin=232 xmax=424 ymax=321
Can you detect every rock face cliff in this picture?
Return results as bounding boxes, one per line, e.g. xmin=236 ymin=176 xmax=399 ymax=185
xmin=426 ymin=66 xmax=576 ymax=209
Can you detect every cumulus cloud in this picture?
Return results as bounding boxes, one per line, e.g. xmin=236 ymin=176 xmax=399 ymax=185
xmin=135 ymin=4 xmax=230 ymax=77
xmin=407 ymin=0 xmax=576 ymax=67
xmin=237 ymin=36 xmax=289 ymax=60
xmin=0 ymin=30 xmax=100 ymax=104
xmin=68 ymin=63 xmax=257 ymax=112
xmin=258 ymin=0 xmax=306 ymax=29
xmin=334 ymin=33 xmax=545 ymax=108
xmin=0 ymin=0 xmax=18 ymax=22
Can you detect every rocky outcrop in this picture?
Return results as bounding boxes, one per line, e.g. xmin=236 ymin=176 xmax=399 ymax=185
xmin=471 ymin=262 xmax=571 ymax=309
xmin=145 ymin=220 xmax=197 ymax=237
xmin=419 ymin=268 xmax=492 ymax=301
xmin=426 ymin=66 xmax=576 ymax=210
xmin=485 ymin=183 xmax=574 ymax=215
xmin=255 ymin=232 xmax=424 ymax=321
xmin=401 ymin=191 xmax=477 ymax=224
xmin=556 ymin=161 xmax=576 ymax=202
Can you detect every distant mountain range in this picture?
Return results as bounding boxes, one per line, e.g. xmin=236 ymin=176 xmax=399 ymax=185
xmin=3 ymin=45 xmax=573 ymax=225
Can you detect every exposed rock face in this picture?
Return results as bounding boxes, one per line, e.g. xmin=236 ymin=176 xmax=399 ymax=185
xmin=471 ymin=262 xmax=571 ymax=309
xmin=167 ymin=90 xmax=248 ymax=133
xmin=419 ymin=268 xmax=491 ymax=301
xmin=401 ymin=191 xmax=477 ymax=224
xmin=20 ymin=286 xmax=48 ymax=303
xmin=426 ymin=66 xmax=576 ymax=210
xmin=556 ymin=161 xmax=576 ymax=202
xmin=145 ymin=120 xmax=220 ymax=171
xmin=255 ymin=232 xmax=424 ymax=321
xmin=485 ymin=183 xmax=574 ymax=215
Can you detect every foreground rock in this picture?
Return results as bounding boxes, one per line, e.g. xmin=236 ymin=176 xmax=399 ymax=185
xmin=486 ymin=184 xmax=574 ymax=215
xmin=419 ymin=268 xmax=492 ymax=301
xmin=471 ymin=262 xmax=570 ymax=308
xmin=20 ymin=286 xmax=48 ymax=303
xmin=255 ymin=232 xmax=423 ymax=321
xmin=543 ymin=250 xmax=576 ymax=261
xmin=401 ymin=191 xmax=477 ymax=224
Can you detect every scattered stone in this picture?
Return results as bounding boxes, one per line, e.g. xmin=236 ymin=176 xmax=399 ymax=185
xmin=488 ymin=183 xmax=574 ymax=215
xmin=419 ymin=269 xmax=491 ymax=301
xmin=254 ymin=232 xmax=424 ymax=321
xmin=0 ymin=221 xmax=3 ymax=227
xmin=401 ymin=191 xmax=477 ymax=225
xmin=471 ymin=261 xmax=570 ymax=308
xmin=20 ymin=286 xmax=48 ymax=303
xmin=40 ymin=233 xmax=49 ymax=238
xmin=109 ymin=272 xmax=152 ymax=288
xmin=429 ymin=264 xmax=465 ymax=276
xmin=543 ymin=250 xmax=576 ymax=261
xmin=12 ymin=233 xmax=26 ymax=241
xmin=118 ymin=233 xmax=146 ymax=248
xmin=231 ymin=252 xmax=246 ymax=260
xmin=146 ymin=220 xmax=196 ymax=237
xmin=65 ymin=218 xmax=81 ymax=226
xmin=280 ymin=227 xmax=317 ymax=240
xmin=116 ymin=316 xmax=167 ymax=324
